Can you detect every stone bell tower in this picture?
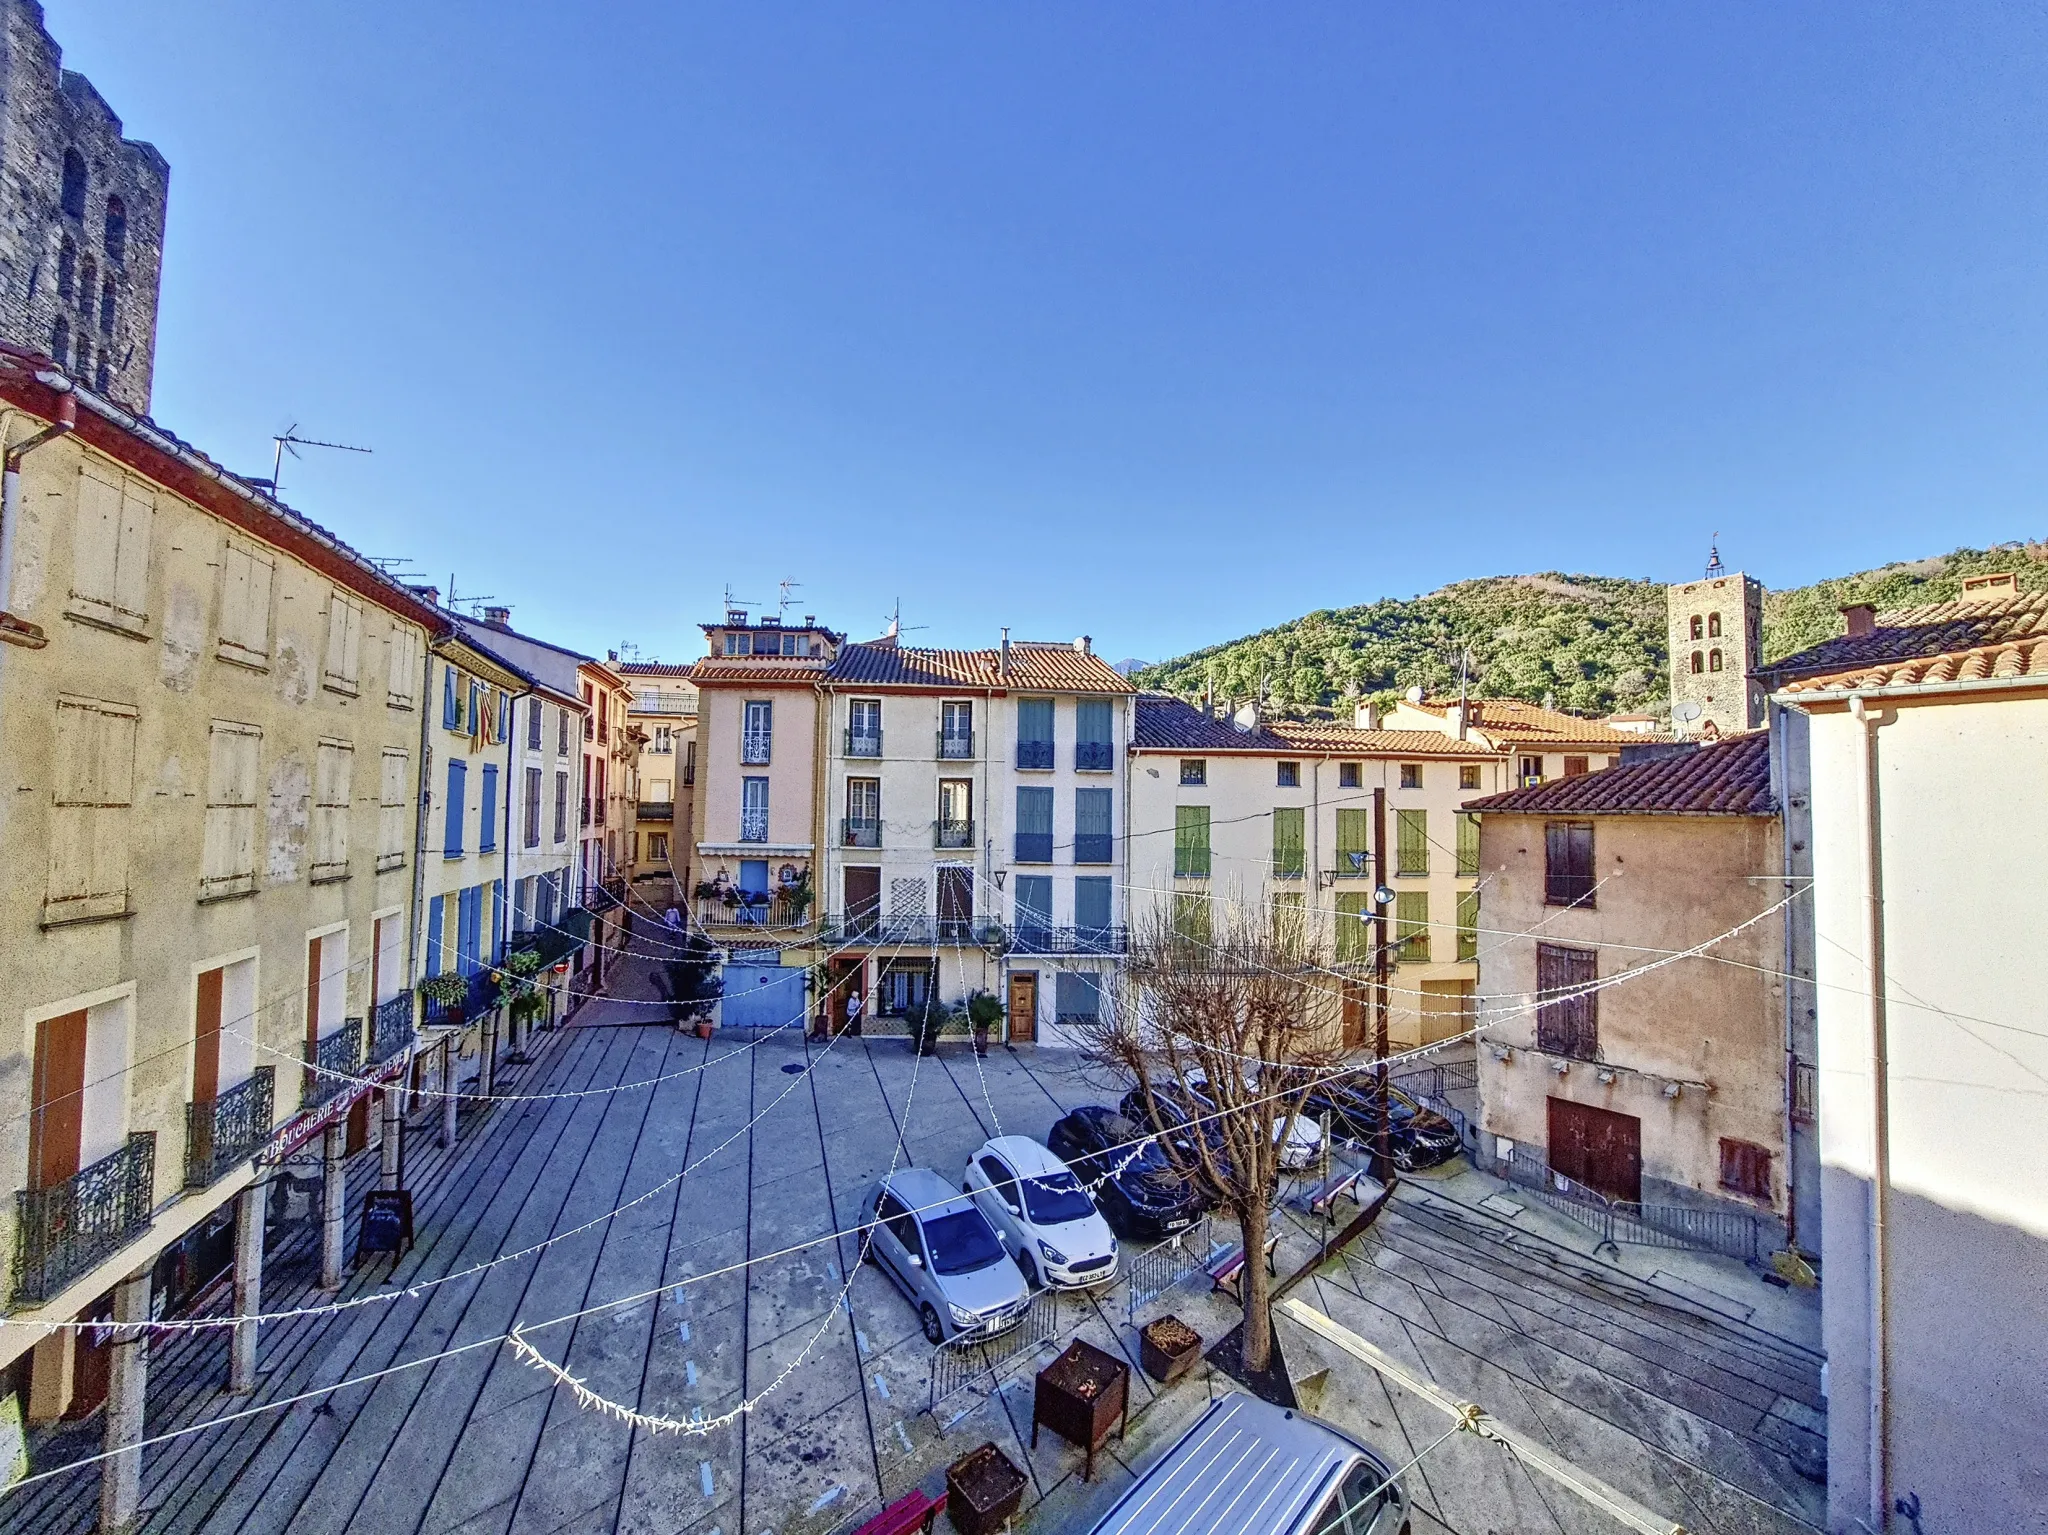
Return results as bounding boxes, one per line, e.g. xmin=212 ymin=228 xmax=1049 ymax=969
xmin=1667 ymin=543 xmax=1765 ymax=738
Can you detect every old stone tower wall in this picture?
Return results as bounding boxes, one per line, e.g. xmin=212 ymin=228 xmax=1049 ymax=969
xmin=1667 ymin=570 xmax=1764 ymax=736
xmin=0 ymin=0 xmax=168 ymax=411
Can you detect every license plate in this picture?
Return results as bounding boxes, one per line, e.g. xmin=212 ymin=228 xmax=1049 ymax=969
xmin=1166 ymin=1218 xmax=1192 ymax=1231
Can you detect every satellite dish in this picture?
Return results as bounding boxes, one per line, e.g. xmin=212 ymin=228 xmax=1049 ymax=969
xmin=1672 ymin=701 xmax=1704 ymax=724
xmin=1405 ymin=685 xmax=1425 ymax=704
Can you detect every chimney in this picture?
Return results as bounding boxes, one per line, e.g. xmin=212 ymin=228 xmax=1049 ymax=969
xmin=803 ymin=614 xmax=815 ymax=627
xmin=1842 ymin=603 xmax=1877 ymax=639
xmin=407 ymin=584 xmax=440 ymax=607
xmin=1447 ymin=702 xmax=1466 ymax=739
xmin=1354 ymin=699 xmax=1381 ymax=731
xmin=1074 ymin=635 xmax=1092 ymax=654
xmin=1000 ymin=627 xmax=1012 ymax=679
xmin=483 ymin=605 xmax=512 ymax=630
xmin=608 ymin=649 xmax=619 ymax=662
xmin=1960 ymin=572 xmax=2017 ymax=596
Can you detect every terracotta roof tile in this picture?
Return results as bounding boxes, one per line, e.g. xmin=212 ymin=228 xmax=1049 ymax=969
xmin=618 ymin=662 xmax=700 ymax=677
xmin=1776 ymin=634 xmax=2048 ymax=696
xmin=1463 ymin=733 xmax=1773 ymax=817
xmin=1763 ymin=588 xmax=2048 ymax=682
xmin=1264 ymin=722 xmax=1501 ymax=758
xmin=1401 ymin=696 xmax=1642 ymax=745
xmin=689 ymin=657 xmax=829 ymax=684
xmin=1131 ymin=696 xmax=1497 ymax=756
xmin=826 ymin=641 xmax=1134 ymax=693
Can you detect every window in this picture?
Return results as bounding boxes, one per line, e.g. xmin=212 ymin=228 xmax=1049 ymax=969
xmin=648 ymin=831 xmax=670 ymax=863
xmin=476 ymin=763 xmax=499 ymax=853
xmin=1271 ymin=805 xmax=1305 ymax=878
xmin=727 ymin=630 xmax=752 ymax=656
xmin=1309 ymin=1456 xmax=1394 ymax=1535
xmin=494 ymin=688 xmax=509 ymax=743
xmin=201 ymin=722 xmax=261 ymax=899
xmin=1335 ymin=807 xmax=1370 ymax=876
xmin=520 ymin=766 xmax=542 ymax=848
xmin=651 ymin=725 xmax=672 ymax=755
xmin=1017 ymin=697 xmax=1055 ymax=769
xmin=1535 ymin=942 xmax=1598 ymax=1057
xmin=1075 ymin=787 xmax=1112 ymax=863
xmin=1173 ymin=804 xmax=1210 ymax=878
xmin=1172 ymin=893 xmax=1211 ymax=947
xmin=558 ymin=706 xmax=572 ymax=755
xmin=1015 ymin=786 xmax=1054 ymax=862
xmin=1179 ymin=759 xmax=1206 ymax=786
xmin=845 ymin=777 xmax=881 ymax=846
xmin=322 ymin=589 xmax=364 ymax=694
xmin=1707 ymin=611 xmax=1722 ymax=638
xmin=1399 ymin=763 xmax=1422 ymax=789
xmin=1690 ymin=651 xmax=1704 ymax=674
xmin=847 ymin=698 xmax=882 ymax=756
xmin=1276 ymin=760 xmax=1300 ymax=788
xmin=60 ymin=148 xmax=86 ymax=219
xmin=1014 ymin=874 xmax=1053 ymax=941
xmin=1339 ymin=762 xmax=1360 ymax=789
xmin=1688 ymin=614 xmax=1703 ymax=641
xmin=1720 ymin=1139 xmax=1772 ymax=1202
xmin=941 ymin=700 xmax=973 ymax=757
xmin=1564 ymin=755 xmax=1589 ymax=778
xmin=527 ymin=699 xmax=544 ymax=750
xmin=742 ymin=700 xmax=772 ymax=763
xmin=444 ymin=760 xmax=468 ymax=856
xmin=69 ymin=462 xmax=154 ymax=635
xmin=1709 ymin=649 xmax=1723 ymax=672
xmin=1395 ymin=809 xmax=1428 ymax=876
xmin=1335 ymin=893 xmax=1371 ymax=962
xmin=95 ymin=355 xmax=109 ymax=394
xmin=1518 ymin=755 xmax=1543 ymax=786
xmin=1074 ymin=876 xmax=1113 ymax=938
xmin=217 ymin=540 xmax=276 ymax=668
xmin=597 ymin=689 xmax=609 ymax=743
xmin=1455 ymin=811 xmax=1480 ymax=876
xmin=311 ymin=740 xmax=353 ymax=882
xmin=98 ymin=279 xmax=113 ymax=336
xmin=56 ymin=237 xmax=75 ymax=302
xmin=50 ymin=314 xmax=68 ymax=369
xmin=1456 ymin=888 xmax=1479 ymax=961
xmin=553 ymin=769 xmax=569 ymax=844
xmin=1544 ymin=821 xmax=1596 ymax=906
xmin=45 ymin=694 xmax=136 ymax=922
xmin=1076 ymin=698 xmax=1114 ymax=771
xmin=1271 ymin=890 xmax=1305 ymax=949
xmin=740 ymin=776 xmax=769 ymax=841
xmin=1395 ymin=891 xmax=1429 ymax=962
xmin=1459 ymin=764 xmax=1481 ymax=790
xmin=79 ymin=256 xmax=94 ymax=316
xmin=386 ymin=625 xmax=420 ymax=709
xmin=103 ymin=195 xmax=126 ymax=262
xmin=379 ymin=749 xmax=409 ymax=871
xmin=1056 ymin=972 xmax=1101 ymax=1024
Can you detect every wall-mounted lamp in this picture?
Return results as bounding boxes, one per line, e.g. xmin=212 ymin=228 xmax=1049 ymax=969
xmin=1552 ymin=1059 xmax=1570 ymax=1075
xmin=1662 ymin=1082 xmax=1682 ymax=1100
xmin=1490 ymin=1045 xmax=1513 ymax=1064
xmin=1596 ymin=1068 xmax=1617 ymax=1085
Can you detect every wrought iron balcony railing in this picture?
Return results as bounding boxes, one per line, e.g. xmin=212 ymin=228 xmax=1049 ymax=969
xmin=843 ymin=816 xmax=881 ymax=848
xmin=370 ymin=993 xmax=417 ymax=1065
xmin=13 ymin=1132 xmax=155 ymax=1307
xmin=741 ymin=731 xmax=773 ymax=765
xmin=637 ymin=800 xmax=674 ymax=821
xmin=817 ymin=914 xmax=998 ymax=946
xmin=844 ymin=729 xmax=882 ymax=758
xmin=935 ymin=817 xmax=974 ymax=849
xmin=937 ymin=730 xmax=975 ymax=759
xmin=580 ymin=797 xmax=593 ymax=827
xmin=1014 ymin=832 xmax=1053 ymax=863
xmin=185 ymin=1068 xmax=275 ymax=1190
xmin=696 ymin=894 xmax=812 ymax=929
xmin=1073 ymin=834 xmax=1113 ymax=865
xmin=739 ymin=806 xmax=769 ymax=843
xmin=1006 ymin=924 xmax=1128 ymax=956
xmin=1016 ymin=740 xmax=1055 ymax=771
xmin=1075 ymin=742 xmax=1115 ymax=772
xmin=303 ymin=1016 xmax=364 ymax=1109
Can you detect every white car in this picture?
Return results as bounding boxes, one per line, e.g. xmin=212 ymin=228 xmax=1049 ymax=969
xmin=962 ymin=1136 xmax=1120 ymax=1290
xmin=1185 ymin=1069 xmax=1324 ymax=1173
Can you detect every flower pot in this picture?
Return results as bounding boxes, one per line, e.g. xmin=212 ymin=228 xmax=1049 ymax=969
xmin=946 ymin=1442 xmax=1026 ymax=1535
xmin=972 ymin=1024 xmax=991 ymax=1058
xmin=694 ymin=1021 xmax=715 ymax=1040
xmin=1139 ymin=1315 xmax=1203 ymax=1384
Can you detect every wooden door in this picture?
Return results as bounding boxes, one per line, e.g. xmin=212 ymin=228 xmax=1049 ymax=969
xmin=1547 ymin=1097 xmax=1641 ymax=1203
xmin=193 ymin=967 xmax=224 ymax=1106
xmin=1340 ymin=983 xmax=1369 ymax=1049
xmin=30 ymin=1010 xmax=88 ymax=1188
xmin=66 ymin=1297 xmax=114 ymax=1420
xmin=305 ymin=936 xmax=323 ymax=1055
xmin=1008 ymin=972 xmax=1037 ymax=1043
xmin=820 ymin=958 xmax=865 ymax=1035
xmin=845 ymin=866 xmax=881 ymax=937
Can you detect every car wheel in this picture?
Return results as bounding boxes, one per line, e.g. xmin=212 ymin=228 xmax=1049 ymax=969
xmin=1016 ymin=1249 xmax=1039 ymax=1287
xmin=920 ymin=1304 xmax=946 ymax=1345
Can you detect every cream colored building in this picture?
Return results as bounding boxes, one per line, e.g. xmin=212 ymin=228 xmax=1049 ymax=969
xmin=620 ymin=661 xmax=698 ymax=907
xmin=0 ymin=358 xmax=436 ymax=1445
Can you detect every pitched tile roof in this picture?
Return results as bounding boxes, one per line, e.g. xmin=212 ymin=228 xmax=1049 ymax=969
xmin=1400 ymin=696 xmax=1642 ymax=746
xmin=826 ymin=641 xmax=1135 ymax=693
xmin=689 ymin=657 xmax=830 ymax=685
xmin=1264 ymin=722 xmax=1502 ymax=758
xmin=1762 ymin=588 xmax=2048 ymax=682
xmin=1776 ymin=634 xmax=2048 ymax=696
xmin=618 ymin=662 xmax=699 ymax=677
xmin=1131 ymin=696 xmax=1498 ymax=756
xmin=1462 ymin=733 xmax=1774 ymax=817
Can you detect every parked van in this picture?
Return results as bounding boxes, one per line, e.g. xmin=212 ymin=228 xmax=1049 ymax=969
xmin=1085 ymin=1392 xmax=1409 ymax=1535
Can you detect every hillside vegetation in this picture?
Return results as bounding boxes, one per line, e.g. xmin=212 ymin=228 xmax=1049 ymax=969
xmin=1134 ymin=543 xmax=2048 ymax=719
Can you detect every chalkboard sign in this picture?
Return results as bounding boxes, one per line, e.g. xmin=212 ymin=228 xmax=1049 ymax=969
xmin=356 ymin=1190 xmax=414 ymax=1262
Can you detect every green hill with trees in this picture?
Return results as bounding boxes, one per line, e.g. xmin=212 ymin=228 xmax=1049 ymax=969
xmin=1133 ymin=543 xmax=2048 ymax=720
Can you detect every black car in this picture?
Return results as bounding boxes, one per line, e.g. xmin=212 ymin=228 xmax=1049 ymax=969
xmin=1115 ymin=1084 xmax=1239 ymax=1189
xmin=1045 ymin=1107 xmax=1211 ymax=1241
xmin=1301 ymin=1078 xmax=1462 ymax=1171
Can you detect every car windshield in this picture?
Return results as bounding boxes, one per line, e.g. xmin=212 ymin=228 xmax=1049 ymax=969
xmin=1021 ymin=1173 xmax=1094 ymax=1225
xmin=921 ymin=1209 xmax=1005 ymax=1275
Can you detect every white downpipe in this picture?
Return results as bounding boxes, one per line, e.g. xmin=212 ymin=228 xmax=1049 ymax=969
xmin=1850 ymin=692 xmax=1893 ymax=1533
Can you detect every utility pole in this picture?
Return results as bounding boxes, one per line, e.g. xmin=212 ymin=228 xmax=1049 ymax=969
xmin=1372 ymin=785 xmax=1393 ymax=1182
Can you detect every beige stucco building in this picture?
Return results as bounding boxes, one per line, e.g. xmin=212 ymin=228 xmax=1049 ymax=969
xmin=620 ymin=661 xmax=698 ymax=908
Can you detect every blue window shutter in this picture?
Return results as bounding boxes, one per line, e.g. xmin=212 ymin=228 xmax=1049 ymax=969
xmin=442 ymin=666 xmax=457 ymax=729
xmin=445 ymin=759 xmax=467 ymax=854
xmin=487 ymin=879 xmax=501 ymax=960
xmin=426 ymin=895 xmax=445 ymax=975
xmin=479 ymin=764 xmax=498 ymax=852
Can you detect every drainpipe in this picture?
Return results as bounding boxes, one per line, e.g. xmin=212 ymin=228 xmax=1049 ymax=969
xmin=1850 ymin=692 xmax=1894 ymax=1533
xmin=0 ymin=384 xmax=77 ymax=627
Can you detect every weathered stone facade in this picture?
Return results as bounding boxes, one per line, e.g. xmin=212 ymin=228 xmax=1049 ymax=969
xmin=0 ymin=0 xmax=168 ymax=412
xmin=1667 ymin=569 xmax=1764 ymax=737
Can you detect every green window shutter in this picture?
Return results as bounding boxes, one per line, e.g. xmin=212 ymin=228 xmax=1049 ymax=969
xmin=1396 ymin=891 xmax=1430 ymax=962
xmin=1172 ymin=893 xmax=1211 ymax=947
xmin=1335 ymin=809 xmax=1370 ymax=876
xmin=1271 ymin=891 xmax=1305 ymax=948
xmin=1457 ymin=888 xmax=1480 ymax=961
xmin=1396 ymin=809 xmax=1428 ymax=876
xmin=1175 ymin=805 xmax=1211 ymax=878
xmin=1271 ymin=806 xmax=1305 ymax=878
xmin=1334 ymin=893 xmax=1369 ymax=962
xmin=1456 ymin=812 xmax=1481 ymax=877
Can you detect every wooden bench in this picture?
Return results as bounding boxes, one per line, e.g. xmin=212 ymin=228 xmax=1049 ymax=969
xmin=1205 ymin=1232 xmax=1282 ymax=1297
xmin=853 ymin=1489 xmax=947 ymax=1535
xmin=1303 ymin=1167 xmax=1363 ymax=1216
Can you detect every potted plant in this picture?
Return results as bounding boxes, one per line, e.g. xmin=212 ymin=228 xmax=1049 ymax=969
xmin=966 ymin=989 xmax=1003 ymax=1056
xmin=945 ymin=1441 xmax=1027 ymax=1535
xmin=781 ymin=867 xmax=814 ymax=922
xmin=418 ymin=971 xmax=467 ymax=1023
xmin=911 ymin=1000 xmax=951 ymax=1057
xmin=1139 ymin=1315 xmax=1203 ymax=1384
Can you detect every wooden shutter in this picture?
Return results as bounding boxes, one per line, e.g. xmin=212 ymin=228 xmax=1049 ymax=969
xmin=445 ymin=759 xmax=467 ymax=854
xmin=1396 ymin=809 xmax=1428 ymax=875
xmin=29 ymin=1010 xmax=89 ymax=1187
xmin=1174 ymin=805 xmax=1211 ymax=877
xmin=387 ymin=625 xmax=419 ymax=709
xmin=1544 ymin=821 xmax=1595 ymax=907
xmin=312 ymin=740 xmax=353 ymax=879
xmin=479 ymin=763 xmax=499 ymax=852
xmin=69 ymin=466 xmax=153 ymax=630
xmin=442 ymin=665 xmax=459 ymax=729
xmin=1456 ymin=888 xmax=1480 ymax=961
xmin=1535 ymin=942 xmax=1598 ymax=1056
xmin=46 ymin=694 xmax=136 ymax=921
xmin=1335 ymin=893 xmax=1369 ymax=962
xmin=426 ymin=896 xmax=446 ymax=975
xmin=1719 ymin=1139 xmax=1773 ymax=1202
xmin=1335 ymin=808 xmax=1370 ymax=874
xmin=1271 ymin=806 xmax=1304 ymax=877
xmin=1395 ymin=891 xmax=1429 ymax=961
xmin=192 ymin=968 xmax=224 ymax=1106
xmin=324 ymin=590 xmax=364 ymax=692
xmin=203 ymin=722 xmax=261 ymax=896
xmin=218 ymin=541 xmax=274 ymax=664
xmin=380 ymin=749 xmax=409 ymax=869
xmin=1456 ymin=812 xmax=1480 ymax=877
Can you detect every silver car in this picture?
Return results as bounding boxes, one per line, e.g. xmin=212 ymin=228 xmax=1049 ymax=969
xmin=863 ymin=1167 xmax=1033 ymax=1345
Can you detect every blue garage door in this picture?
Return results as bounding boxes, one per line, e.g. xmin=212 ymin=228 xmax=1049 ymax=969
xmin=721 ymin=961 xmax=806 ymax=1031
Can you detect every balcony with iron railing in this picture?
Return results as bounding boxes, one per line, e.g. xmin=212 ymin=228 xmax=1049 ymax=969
xmin=935 ymin=817 xmax=975 ymax=849
xmin=1014 ymin=832 xmax=1053 ymax=864
xmin=370 ymin=993 xmax=417 ymax=1065
xmin=697 ymin=894 xmax=813 ymax=930
xmin=1005 ymin=924 xmax=1128 ymax=956
xmin=631 ymin=694 xmax=695 ymax=716
xmin=638 ymin=800 xmax=675 ymax=822
xmin=937 ymin=730 xmax=975 ymax=760
xmin=741 ymin=731 xmax=773 ymax=765
xmin=844 ymin=728 xmax=882 ymax=759
xmin=303 ymin=1016 xmax=364 ymax=1109
xmin=185 ymin=1068 xmax=275 ymax=1190
xmin=1016 ymin=740 xmax=1055 ymax=771
xmin=739 ymin=806 xmax=769 ymax=843
xmin=580 ymin=797 xmax=593 ymax=828
xmin=1075 ymin=741 xmax=1115 ymax=772
xmin=843 ymin=816 xmax=881 ymax=849
xmin=13 ymin=1132 xmax=156 ymax=1307
xmin=817 ymin=913 xmax=1000 ymax=947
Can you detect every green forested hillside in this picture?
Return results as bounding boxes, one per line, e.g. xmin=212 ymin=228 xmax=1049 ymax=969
xmin=1134 ymin=544 xmax=2048 ymax=718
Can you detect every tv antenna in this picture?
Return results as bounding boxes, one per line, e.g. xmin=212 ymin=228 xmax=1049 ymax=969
xmin=444 ymin=573 xmax=498 ymax=617
xmin=266 ymin=425 xmax=372 ymax=499
xmin=776 ymin=579 xmax=802 ymax=620
xmin=881 ymin=598 xmax=928 ymax=642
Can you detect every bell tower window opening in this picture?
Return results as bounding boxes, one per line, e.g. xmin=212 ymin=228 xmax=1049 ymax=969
xmin=1707 ymin=612 xmax=1722 ymax=637
xmin=1688 ymin=614 xmax=1703 ymax=641
xmin=1709 ymin=649 xmax=1723 ymax=673
xmin=1690 ymin=651 xmax=1704 ymax=674
xmin=51 ymin=316 xmax=69 ymax=369
xmin=60 ymin=148 xmax=86 ymax=220
xmin=103 ymin=195 xmax=126 ymax=263
xmin=56 ymin=237 xmax=75 ymax=302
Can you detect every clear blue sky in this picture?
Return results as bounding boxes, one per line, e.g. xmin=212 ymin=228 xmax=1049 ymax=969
xmin=51 ymin=2 xmax=2048 ymax=665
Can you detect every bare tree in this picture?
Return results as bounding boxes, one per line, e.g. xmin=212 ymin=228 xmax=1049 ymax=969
xmin=1078 ymin=901 xmax=1343 ymax=1377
